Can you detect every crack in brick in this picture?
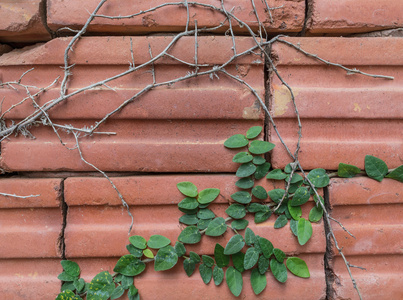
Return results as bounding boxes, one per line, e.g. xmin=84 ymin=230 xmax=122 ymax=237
xmin=39 ymin=0 xmax=57 ymax=39
xmin=57 ymin=178 xmax=67 ymax=260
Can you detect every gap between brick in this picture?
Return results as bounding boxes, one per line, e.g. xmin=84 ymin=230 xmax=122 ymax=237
xmin=39 ymin=0 xmax=57 ymax=39
xmin=58 ymin=178 xmax=67 ymax=260
xmin=323 ymin=186 xmax=337 ymax=299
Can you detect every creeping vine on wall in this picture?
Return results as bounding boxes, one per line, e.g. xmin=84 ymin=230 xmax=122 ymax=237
xmin=0 ymin=1 xmax=401 ymax=299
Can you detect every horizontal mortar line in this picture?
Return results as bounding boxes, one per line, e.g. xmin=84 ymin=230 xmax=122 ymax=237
xmin=273 ymin=86 xmax=403 ymax=92
xmin=332 ymin=223 xmax=403 ymax=229
xmin=7 ymin=141 xmax=229 ymax=145
xmin=272 ymin=139 xmax=402 ymax=143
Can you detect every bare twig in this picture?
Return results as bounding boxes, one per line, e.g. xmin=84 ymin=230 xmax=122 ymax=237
xmin=0 ymin=192 xmax=40 ymax=199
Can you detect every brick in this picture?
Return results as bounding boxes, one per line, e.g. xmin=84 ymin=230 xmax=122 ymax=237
xmin=0 ymin=44 xmax=12 ymax=56
xmin=332 ymin=255 xmax=403 ymax=300
xmin=0 ymin=0 xmax=50 ymax=43
xmin=0 ymin=178 xmax=62 ymax=208
xmin=0 ymin=258 xmax=61 ymax=299
xmin=270 ymin=37 xmax=403 ymax=170
xmin=134 ymin=254 xmax=325 ymax=299
xmin=64 ymin=175 xmax=325 ymax=258
xmin=47 ymin=0 xmax=305 ymax=34
xmin=0 ymin=36 xmax=264 ymax=172
xmin=308 ymin=0 xmax=403 ymax=34
xmin=328 ymin=178 xmax=403 ymax=256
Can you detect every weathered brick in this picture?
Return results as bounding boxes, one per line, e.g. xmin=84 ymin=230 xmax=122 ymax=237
xmin=0 ymin=44 xmax=12 ymax=56
xmin=270 ymin=37 xmax=403 ymax=170
xmin=0 ymin=258 xmax=61 ymax=299
xmin=308 ymin=0 xmax=403 ymax=35
xmin=0 ymin=36 xmax=264 ymax=172
xmin=0 ymin=0 xmax=50 ymax=42
xmin=47 ymin=0 xmax=305 ymax=34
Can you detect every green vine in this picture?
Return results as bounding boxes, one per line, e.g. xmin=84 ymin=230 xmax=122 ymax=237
xmin=55 ymin=126 xmax=403 ymax=300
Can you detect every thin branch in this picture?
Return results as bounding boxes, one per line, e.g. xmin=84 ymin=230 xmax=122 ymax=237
xmin=0 ymin=192 xmax=40 ymax=199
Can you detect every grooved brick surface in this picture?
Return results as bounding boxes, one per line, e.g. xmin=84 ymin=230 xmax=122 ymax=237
xmin=308 ymin=0 xmax=403 ymax=34
xmin=47 ymin=0 xmax=305 ymax=34
xmin=270 ymin=37 xmax=403 ymax=170
xmin=0 ymin=178 xmax=63 ymax=259
xmin=0 ymin=36 xmax=264 ymax=172
xmin=0 ymin=0 xmax=50 ymax=42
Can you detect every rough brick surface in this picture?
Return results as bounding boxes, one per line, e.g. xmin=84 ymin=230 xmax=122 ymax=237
xmin=329 ymin=178 xmax=403 ymax=299
xmin=0 ymin=36 xmax=264 ymax=172
xmin=0 ymin=44 xmax=12 ymax=55
xmin=270 ymin=37 xmax=403 ymax=170
xmin=47 ymin=0 xmax=305 ymax=34
xmin=308 ymin=0 xmax=403 ymax=34
xmin=0 ymin=0 xmax=50 ymax=42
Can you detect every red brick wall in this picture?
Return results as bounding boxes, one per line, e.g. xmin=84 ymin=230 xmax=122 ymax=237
xmin=0 ymin=1 xmax=402 ymax=299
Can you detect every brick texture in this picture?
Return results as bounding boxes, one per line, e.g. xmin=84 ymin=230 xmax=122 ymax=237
xmin=47 ymin=0 xmax=305 ymax=35
xmin=0 ymin=36 xmax=264 ymax=172
xmin=0 ymin=0 xmax=50 ymax=43
xmin=329 ymin=177 xmax=403 ymax=299
xmin=308 ymin=0 xmax=403 ymax=35
xmin=270 ymin=37 xmax=403 ymax=170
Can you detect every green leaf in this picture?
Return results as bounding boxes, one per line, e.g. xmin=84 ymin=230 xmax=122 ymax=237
xmin=270 ymin=259 xmax=287 ymax=283
xmin=197 ymin=218 xmax=212 ymax=230
xmin=56 ymin=290 xmax=82 ymax=300
xmin=274 ymin=215 xmax=288 ymax=229
xmin=190 ymin=251 xmax=201 ymax=263
xmin=110 ymin=286 xmax=125 ymax=300
xmin=198 ymin=188 xmax=220 ymax=204
xmin=129 ymin=236 xmax=147 ymax=250
xmin=205 ymin=217 xmax=227 ymax=236
xmin=251 ymin=268 xmax=267 ymax=295
xmin=290 ymin=187 xmax=310 ymax=206
xmin=128 ymin=285 xmax=139 ymax=300
xmin=213 ymin=266 xmax=224 ymax=286
xmin=178 ymin=226 xmax=202 ymax=244
xmin=61 ymin=282 xmax=75 ymax=292
xmin=287 ymin=201 xmax=302 ymax=220
xmin=249 ymin=140 xmax=275 ymax=155
xmin=254 ymin=162 xmax=271 ymax=180
xmin=259 ymin=237 xmax=274 ymax=258
xmin=196 ymin=208 xmax=214 ymax=220
xmin=235 ymin=177 xmax=255 ymax=189
xmin=266 ymin=169 xmax=287 ymax=180
xmin=236 ymin=162 xmax=257 ymax=178
xmin=307 ymin=168 xmax=330 ymax=188
xmin=245 ymin=228 xmax=256 ymax=246
xmin=178 ymin=207 xmax=198 ymax=215
xmin=202 ymin=255 xmax=215 ymax=268
xmin=231 ymin=191 xmax=252 ymax=204
xmin=61 ymin=260 xmax=80 ymax=278
xmin=143 ymin=249 xmax=154 ymax=259
xmin=252 ymin=186 xmax=268 ymax=200
xmin=338 ymin=163 xmax=361 ymax=178
xmin=268 ymin=189 xmax=285 ymax=204
xmin=258 ymin=255 xmax=270 ymax=274
xmin=224 ymin=235 xmax=245 ymax=255
xmin=147 ymin=235 xmax=171 ymax=249
xmin=224 ymin=134 xmax=249 ymax=148
xmin=273 ymin=248 xmax=286 ymax=262
xmin=184 ymin=258 xmax=196 ymax=277
xmin=290 ymin=219 xmax=298 ymax=237
xmin=232 ymin=252 xmax=245 ymax=272
xmin=226 ymin=204 xmax=246 ymax=219
xmin=177 ymin=181 xmax=198 ymax=197
xmin=87 ymin=271 xmax=115 ymax=300
xmin=231 ymin=219 xmax=249 ymax=230
xmin=309 ymin=202 xmax=324 ymax=223
xmin=252 ymin=156 xmax=266 ymax=165
xmin=233 ymin=152 xmax=253 ymax=163
xmin=365 ymin=155 xmax=388 ymax=182
xmin=247 ymin=203 xmax=266 ymax=213
xmin=174 ymin=242 xmax=186 ymax=257
xmin=254 ymin=210 xmax=271 ymax=223
xmin=74 ymin=278 xmax=85 ymax=293
xmin=126 ymin=244 xmax=143 ymax=258
xmin=121 ymin=276 xmax=134 ymax=290
xmin=214 ymin=244 xmax=229 ymax=268
xmin=286 ymin=257 xmax=310 ymax=278
xmin=199 ymin=264 xmax=213 ymax=284
xmin=113 ymin=255 xmax=146 ymax=276
xmin=154 ymin=245 xmax=178 ymax=271
xmin=297 ymin=218 xmax=313 ymax=245
xmin=179 ymin=214 xmax=199 ymax=225
xmin=286 ymin=173 xmax=303 ymax=184
xmin=57 ymin=272 xmax=77 ymax=282
xmin=386 ymin=165 xmax=403 ymax=182
xmin=226 ymin=267 xmax=243 ymax=297
xmin=246 ymin=126 xmax=262 ymax=139
xmin=244 ymin=247 xmax=259 ymax=270
xmin=178 ymin=197 xmax=199 ymax=210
